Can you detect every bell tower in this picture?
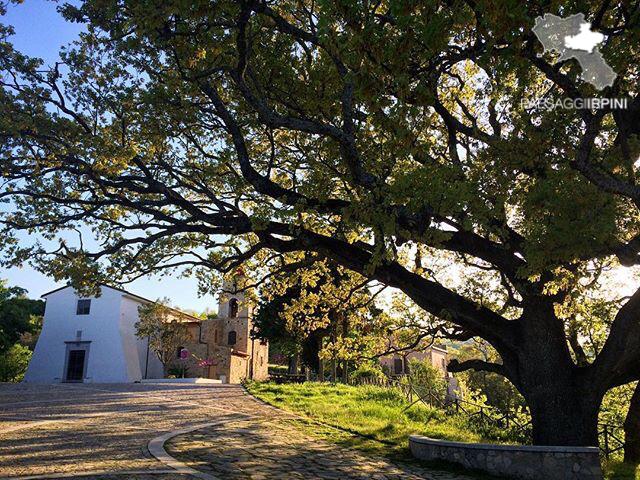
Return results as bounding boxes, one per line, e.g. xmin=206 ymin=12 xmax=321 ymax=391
xmin=217 ymin=269 xmax=252 ymax=320
xmin=205 ymin=268 xmax=268 ymax=383
xmin=216 ymin=269 xmax=253 ymax=355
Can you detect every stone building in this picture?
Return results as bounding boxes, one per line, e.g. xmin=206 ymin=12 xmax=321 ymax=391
xmin=379 ymin=344 xmax=449 ymax=377
xmin=24 ymin=284 xmax=194 ymax=383
xmin=378 ymin=344 xmax=462 ymax=398
xmin=25 ymin=274 xmax=267 ymax=384
xmin=174 ymin=274 xmax=269 ymax=384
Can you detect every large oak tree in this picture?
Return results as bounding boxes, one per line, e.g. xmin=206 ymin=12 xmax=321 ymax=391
xmin=1 ymin=0 xmax=640 ymax=446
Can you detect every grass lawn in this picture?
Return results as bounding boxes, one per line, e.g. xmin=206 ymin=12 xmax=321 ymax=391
xmin=603 ymin=461 xmax=640 ymax=480
xmin=246 ymin=381 xmax=485 ymax=459
xmin=247 ymin=382 xmax=640 ymax=479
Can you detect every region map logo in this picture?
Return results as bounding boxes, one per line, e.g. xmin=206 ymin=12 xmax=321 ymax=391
xmin=532 ymin=13 xmax=616 ymax=90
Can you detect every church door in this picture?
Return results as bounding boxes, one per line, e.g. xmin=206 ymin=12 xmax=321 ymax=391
xmin=66 ymin=350 xmax=86 ymax=382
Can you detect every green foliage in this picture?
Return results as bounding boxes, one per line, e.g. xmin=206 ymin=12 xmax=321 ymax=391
xmin=602 ymin=460 xmax=640 ymax=480
xmin=0 ymin=280 xmax=43 ymax=382
xmin=135 ymin=299 xmax=192 ymax=369
xmin=252 ymin=285 xmax=306 ymax=358
xmin=254 ymin=259 xmax=389 ymax=372
xmin=167 ymin=365 xmax=189 ymax=378
xmin=599 ymin=382 xmax=638 ymax=463
xmin=464 ymin=400 xmax=533 ymax=445
xmin=0 ymin=343 xmax=31 ymax=382
xmin=0 ymin=280 xmax=44 ymax=354
xmin=601 ymin=382 xmax=636 ymax=432
xmin=454 ymin=341 xmax=526 ymax=412
xmin=403 ymin=358 xmax=448 ymax=402
xmin=350 ymin=362 xmax=386 ymax=381
xmin=268 ymin=364 xmax=289 ymax=375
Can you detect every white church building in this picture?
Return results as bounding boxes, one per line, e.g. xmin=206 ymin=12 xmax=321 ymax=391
xmin=24 ymin=284 xmax=200 ymax=383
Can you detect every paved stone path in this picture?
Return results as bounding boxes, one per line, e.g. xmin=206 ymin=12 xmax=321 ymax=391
xmin=167 ymin=416 xmax=478 ymax=480
xmin=0 ymin=383 xmax=479 ymax=479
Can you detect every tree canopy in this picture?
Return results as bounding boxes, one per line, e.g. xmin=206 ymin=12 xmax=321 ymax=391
xmin=1 ymin=0 xmax=640 ymax=446
xmin=0 ymin=280 xmax=44 ymax=353
xmin=252 ymin=258 xmax=388 ymax=373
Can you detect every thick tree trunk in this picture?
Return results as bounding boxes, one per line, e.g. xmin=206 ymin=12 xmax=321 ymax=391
xmin=624 ymin=383 xmax=640 ymax=464
xmin=508 ymin=300 xmax=604 ymax=446
xmin=526 ymin=388 xmax=601 ymax=446
xmin=515 ymin=349 xmax=604 ymax=446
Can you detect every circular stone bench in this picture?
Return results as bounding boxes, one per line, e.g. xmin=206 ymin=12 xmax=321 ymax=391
xmin=409 ymin=435 xmax=602 ymax=480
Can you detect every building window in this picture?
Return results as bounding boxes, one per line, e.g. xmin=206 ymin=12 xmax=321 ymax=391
xmin=394 ymin=358 xmax=403 ymax=375
xmin=76 ymin=299 xmax=91 ymax=315
xmin=229 ymin=298 xmax=238 ymax=318
xmin=228 ymin=330 xmax=237 ymax=346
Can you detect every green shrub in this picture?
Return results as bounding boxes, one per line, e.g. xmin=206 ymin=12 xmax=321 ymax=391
xmin=268 ymin=364 xmax=289 ymax=375
xmin=167 ymin=365 xmax=189 ymax=378
xmin=351 ymin=362 xmax=386 ymax=381
xmin=405 ymin=358 xmax=447 ymax=402
xmin=602 ymin=460 xmax=640 ymax=479
xmin=0 ymin=343 xmax=31 ymax=382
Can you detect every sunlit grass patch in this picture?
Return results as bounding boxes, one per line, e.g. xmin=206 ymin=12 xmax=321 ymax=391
xmin=246 ymin=381 xmax=486 ymax=458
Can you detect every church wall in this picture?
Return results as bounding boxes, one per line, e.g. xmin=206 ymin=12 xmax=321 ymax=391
xmin=118 ymin=295 xmax=146 ymax=382
xmin=25 ymin=286 xmax=133 ymax=383
xmin=228 ymin=354 xmax=248 ymax=384
xmin=168 ymin=322 xmax=209 ymax=378
xmin=251 ymin=341 xmax=269 ymax=381
xmin=221 ymin=316 xmax=250 ymax=353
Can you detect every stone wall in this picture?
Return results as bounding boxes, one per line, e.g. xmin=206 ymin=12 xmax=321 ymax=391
xmin=409 ymin=435 xmax=602 ymax=480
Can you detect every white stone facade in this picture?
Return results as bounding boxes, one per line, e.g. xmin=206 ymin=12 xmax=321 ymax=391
xmin=24 ymin=285 xmax=169 ymax=383
xmin=24 ymin=281 xmax=268 ymax=385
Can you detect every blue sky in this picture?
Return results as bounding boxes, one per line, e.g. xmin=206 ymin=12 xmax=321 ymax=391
xmin=0 ymin=0 xmax=219 ymax=312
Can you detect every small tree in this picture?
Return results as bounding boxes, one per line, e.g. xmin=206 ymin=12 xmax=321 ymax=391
xmin=135 ymin=300 xmax=191 ymax=375
xmin=406 ymin=358 xmax=448 ymax=404
xmin=253 ymin=258 xmax=388 ymax=380
xmin=0 ymin=343 xmax=31 ymax=382
xmin=0 ymin=280 xmax=45 ymax=354
xmin=252 ymin=284 xmax=307 ymax=373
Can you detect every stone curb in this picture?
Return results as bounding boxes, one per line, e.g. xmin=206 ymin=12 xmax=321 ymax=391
xmin=409 ymin=435 xmax=600 ymax=453
xmin=409 ymin=435 xmax=603 ymax=480
xmin=147 ymin=415 xmax=251 ymax=480
xmin=4 ymin=469 xmax=180 ymax=479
